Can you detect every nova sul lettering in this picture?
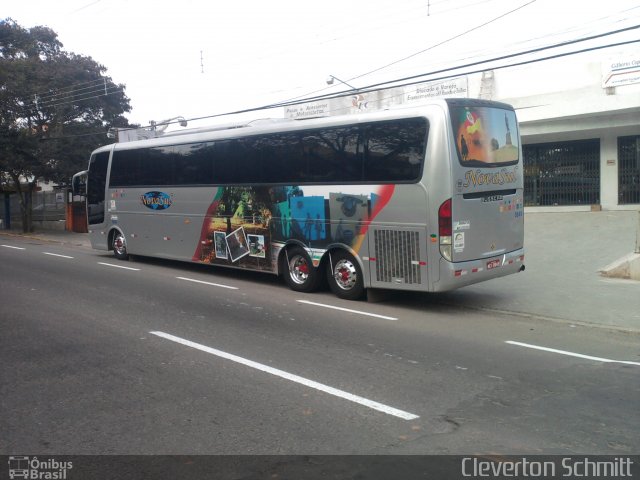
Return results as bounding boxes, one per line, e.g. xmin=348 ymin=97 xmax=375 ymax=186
xmin=463 ymin=168 xmax=517 ymax=188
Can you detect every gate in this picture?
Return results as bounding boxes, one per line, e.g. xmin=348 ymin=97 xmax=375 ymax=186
xmin=524 ymin=139 xmax=600 ymax=206
xmin=618 ymin=135 xmax=640 ymax=205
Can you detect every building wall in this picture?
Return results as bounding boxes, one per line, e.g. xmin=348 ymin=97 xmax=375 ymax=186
xmin=494 ymin=45 xmax=640 ymax=210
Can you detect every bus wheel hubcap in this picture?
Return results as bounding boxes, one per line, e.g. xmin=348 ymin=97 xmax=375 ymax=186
xmin=289 ymin=254 xmax=309 ymax=285
xmin=334 ymin=259 xmax=357 ymax=290
xmin=114 ymin=235 xmax=126 ymax=254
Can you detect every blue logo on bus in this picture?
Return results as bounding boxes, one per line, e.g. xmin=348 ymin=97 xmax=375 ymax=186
xmin=141 ymin=191 xmax=173 ymax=210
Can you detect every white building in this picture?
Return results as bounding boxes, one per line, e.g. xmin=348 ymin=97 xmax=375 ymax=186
xmin=287 ymin=44 xmax=640 ymax=211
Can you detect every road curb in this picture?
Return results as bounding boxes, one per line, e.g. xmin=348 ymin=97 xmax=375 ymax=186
xmin=599 ymin=253 xmax=640 ymax=281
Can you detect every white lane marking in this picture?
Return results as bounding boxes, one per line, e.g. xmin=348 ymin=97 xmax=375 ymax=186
xmin=1 ymin=245 xmax=26 ymax=250
xmin=297 ymin=300 xmax=398 ymax=321
xmin=150 ymin=331 xmax=419 ymax=420
xmin=176 ymin=276 xmax=238 ymax=290
xmin=98 ymin=262 xmax=140 ymax=271
xmin=43 ymin=252 xmax=74 ymax=259
xmin=506 ymin=341 xmax=640 ymax=366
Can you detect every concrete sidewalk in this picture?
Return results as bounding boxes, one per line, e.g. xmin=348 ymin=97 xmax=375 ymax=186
xmin=437 ymin=210 xmax=640 ymax=332
xmin=0 ymin=228 xmax=91 ymax=248
xmin=2 ymin=210 xmax=640 ymax=331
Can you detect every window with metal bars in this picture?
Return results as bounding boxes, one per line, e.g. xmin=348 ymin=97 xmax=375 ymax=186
xmin=523 ymin=139 xmax=600 ymax=206
xmin=618 ymin=135 xmax=640 ymax=205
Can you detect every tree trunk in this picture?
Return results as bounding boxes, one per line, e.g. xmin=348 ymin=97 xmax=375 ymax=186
xmin=10 ymin=173 xmax=33 ymax=233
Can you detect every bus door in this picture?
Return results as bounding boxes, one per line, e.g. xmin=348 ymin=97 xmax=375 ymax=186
xmin=70 ymin=170 xmax=88 ymax=233
xmin=448 ymin=102 xmax=524 ymax=264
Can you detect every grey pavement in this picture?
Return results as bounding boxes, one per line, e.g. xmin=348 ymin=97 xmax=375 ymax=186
xmin=436 ymin=210 xmax=640 ymax=332
xmin=2 ymin=210 xmax=640 ymax=332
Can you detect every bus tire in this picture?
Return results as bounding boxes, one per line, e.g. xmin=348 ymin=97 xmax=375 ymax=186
xmin=112 ymin=230 xmax=129 ymax=260
xmin=327 ymin=250 xmax=364 ymax=300
xmin=282 ymin=246 xmax=319 ymax=293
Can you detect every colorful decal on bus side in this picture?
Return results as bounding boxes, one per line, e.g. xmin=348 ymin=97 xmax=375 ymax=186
xmin=192 ymin=184 xmax=395 ymax=271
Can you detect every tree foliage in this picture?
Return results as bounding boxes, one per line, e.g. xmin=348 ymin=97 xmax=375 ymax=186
xmin=0 ymin=18 xmax=132 ymax=231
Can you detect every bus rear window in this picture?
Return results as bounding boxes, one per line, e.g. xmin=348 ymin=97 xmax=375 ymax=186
xmin=450 ymin=105 xmax=519 ymax=167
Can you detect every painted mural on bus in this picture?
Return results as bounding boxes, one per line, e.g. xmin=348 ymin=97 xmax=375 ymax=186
xmin=192 ymin=184 xmax=394 ymax=271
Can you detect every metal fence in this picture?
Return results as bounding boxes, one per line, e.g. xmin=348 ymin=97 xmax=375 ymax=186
xmin=618 ymin=135 xmax=640 ymax=205
xmin=523 ymin=139 xmax=600 ymax=206
xmin=0 ymin=190 xmax=66 ymax=227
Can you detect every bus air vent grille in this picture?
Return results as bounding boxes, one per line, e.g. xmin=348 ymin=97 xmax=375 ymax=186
xmin=373 ymin=229 xmax=422 ymax=284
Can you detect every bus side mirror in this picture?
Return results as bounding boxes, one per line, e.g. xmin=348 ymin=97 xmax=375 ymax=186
xmin=72 ymin=170 xmax=87 ymax=199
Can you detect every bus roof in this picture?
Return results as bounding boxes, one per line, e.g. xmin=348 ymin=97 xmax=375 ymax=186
xmin=92 ymin=98 xmax=514 ymax=154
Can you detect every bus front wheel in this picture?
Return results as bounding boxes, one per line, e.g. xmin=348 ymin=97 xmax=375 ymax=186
xmin=112 ymin=231 xmax=129 ymax=260
xmin=327 ymin=250 xmax=364 ymax=300
xmin=282 ymin=246 xmax=319 ymax=293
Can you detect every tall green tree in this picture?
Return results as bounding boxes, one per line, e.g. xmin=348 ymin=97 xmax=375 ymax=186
xmin=0 ymin=18 xmax=132 ymax=231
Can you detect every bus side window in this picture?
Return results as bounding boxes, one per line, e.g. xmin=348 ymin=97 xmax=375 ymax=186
xmin=215 ymin=139 xmax=259 ymax=184
xmin=304 ymin=126 xmax=361 ymax=183
xmin=260 ymin=133 xmax=302 ymax=184
xmin=364 ymin=119 xmax=427 ymax=183
xmin=174 ymin=142 xmax=214 ymax=185
xmin=145 ymin=146 xmax=175 ymax=186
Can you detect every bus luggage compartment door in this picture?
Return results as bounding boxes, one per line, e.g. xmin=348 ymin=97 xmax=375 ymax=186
xmin=367 ymin=227 xmax=428 ymax=291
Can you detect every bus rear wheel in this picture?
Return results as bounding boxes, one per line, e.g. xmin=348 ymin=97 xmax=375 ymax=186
xmin=112 ymin=231 xmax=129 ymax=260
xmin=327 ymin=250 xmax=364 ymax=300
xmin=282 ymin=246 xmax=320 ymax=293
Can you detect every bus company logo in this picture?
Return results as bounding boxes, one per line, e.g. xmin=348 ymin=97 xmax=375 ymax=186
xmin=140 ymin=191 xmax=173 ymax=210
xmin=8 ymin=456 xmax=73 ymax=479
xmin=462 ymin=168 xmax=517 ymax=188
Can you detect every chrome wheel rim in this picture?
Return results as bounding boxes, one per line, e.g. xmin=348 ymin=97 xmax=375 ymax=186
xmin=333 ymin=258 xmax=357 ymax=290
xmin=288 ymin=254 xmax=310 ymax=285
xmin=113 ymin=233 xmax=127 ymax=255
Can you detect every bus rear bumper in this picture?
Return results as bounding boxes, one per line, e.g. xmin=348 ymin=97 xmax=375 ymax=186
xmin=433 ymin=249 xmax=525 ymax=292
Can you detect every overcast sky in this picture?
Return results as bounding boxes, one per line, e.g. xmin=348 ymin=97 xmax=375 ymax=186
xmin=4 ymin=0 xmax=639 ymax=129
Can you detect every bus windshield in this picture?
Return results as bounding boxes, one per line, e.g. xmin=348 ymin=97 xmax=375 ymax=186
xmin=450 ymin=105 xmax=519 ymax=167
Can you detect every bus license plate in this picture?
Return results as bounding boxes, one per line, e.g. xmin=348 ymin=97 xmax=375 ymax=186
xmin=487 ymin=259 xmax=501 ymax=270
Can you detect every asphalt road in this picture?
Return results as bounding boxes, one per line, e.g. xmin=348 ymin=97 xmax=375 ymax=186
xmin=1 ymin=236 xmax=639 ymax=455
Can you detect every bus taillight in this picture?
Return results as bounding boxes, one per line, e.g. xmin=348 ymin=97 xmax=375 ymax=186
xmin=438 ymin=198 xmax=452 ymax=261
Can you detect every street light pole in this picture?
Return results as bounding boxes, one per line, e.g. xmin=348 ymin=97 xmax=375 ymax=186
xmin=326 ymin=74 xmax=358 ymax=91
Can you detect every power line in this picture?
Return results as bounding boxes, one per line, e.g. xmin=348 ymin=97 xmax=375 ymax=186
xmin=348 ymin=0 xmax=537 ymax=83
xmin=278 ymin=2 xmax=637 ymax=106
xmin=277 ymin=0 xmax=537 ymax=105
xmin=176 ymin=30 xmax=639 ymax=129
xmin=38 ymin=129 xmax=109 ymax=140
xmin=349 ymin=24 xmax=640 ymax=93
xmin=14 ymin=86 xmax=125 ymax=116
xmin=32 ymin=79 xmax=112 ymax=104
xmin=42 ymin=24 xmax=639 ymax=139
xmin=22 ymin=78 xmax=109 ymax=104
xmin=69 ymin=0 xmax=102 ymax=14
xmin=36 ymin=86 xmax=123 ymax=110
xmin=42 ymin=33 xmax=638 ymax=143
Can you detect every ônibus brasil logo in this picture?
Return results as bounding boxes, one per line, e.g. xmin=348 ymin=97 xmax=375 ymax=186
xmin=140 ymin=191 xmax=173 ymax=210
xmin=8 ymin=456 xmax=73 ymax=479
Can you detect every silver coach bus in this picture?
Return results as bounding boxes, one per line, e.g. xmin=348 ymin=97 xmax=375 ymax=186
xmin=75 ymin=98 xmax=525 ymax=300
